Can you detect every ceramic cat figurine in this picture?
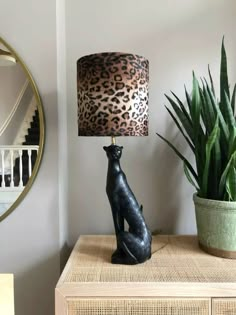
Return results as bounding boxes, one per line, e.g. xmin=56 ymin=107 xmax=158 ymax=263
xmin=103 ymin=144 xmax=152 ymax=265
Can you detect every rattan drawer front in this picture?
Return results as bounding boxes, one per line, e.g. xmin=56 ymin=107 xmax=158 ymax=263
xmin=67 ymin=298 xmax=210 ymax=315
xmin=212 ymin=298 xmax=236 ymax=315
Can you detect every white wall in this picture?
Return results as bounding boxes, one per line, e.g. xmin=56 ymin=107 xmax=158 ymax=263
xmin=0 ymin=1 xmax=60 ymax=315
xmin=65 ymin=0 xmax=236 ymax=246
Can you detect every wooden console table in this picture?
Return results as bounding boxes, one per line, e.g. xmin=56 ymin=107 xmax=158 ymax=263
xmin=55 ymin=235 xmax=236 ymax=315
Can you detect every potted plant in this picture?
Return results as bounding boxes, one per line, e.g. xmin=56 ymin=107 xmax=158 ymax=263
xmin=157 ymin=39 xmax=236 ymax=258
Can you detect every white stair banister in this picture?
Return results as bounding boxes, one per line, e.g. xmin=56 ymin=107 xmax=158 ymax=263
xmin=10 ymin=150 xmax=14 ymax=188
xmin=28 ymin=149 xmax=32 ymax=177
xmin=1 ymin=150 xmax=5 ymax=188
xmin=0 ymin=145 xmax=39 ymax=190
xmin=18 ymin=149 xmax=23 ymax=188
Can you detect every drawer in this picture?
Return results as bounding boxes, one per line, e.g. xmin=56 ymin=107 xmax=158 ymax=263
xmin=212 ymin=298 xmax=236 ymax=315
xmin=66 ymin=298 xmax=210 ymax=315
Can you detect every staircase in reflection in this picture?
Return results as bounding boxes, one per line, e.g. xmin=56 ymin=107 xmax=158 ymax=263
xmin=0 ymin=108 xmax=40 ymax=188
xmin=13 ymin=109 xmax=40 ymax=186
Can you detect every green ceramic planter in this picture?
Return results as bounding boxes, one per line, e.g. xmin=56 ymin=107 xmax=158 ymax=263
xmin=193 ymin=193 xmax=236 ymax=259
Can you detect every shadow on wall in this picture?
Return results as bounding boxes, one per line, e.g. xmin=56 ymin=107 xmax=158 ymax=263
xmin=60 ymin=242 xmax=72 ymax=272
xmin=153 ymin=131 xmax=187 ymax=234
xmin=14 ymin=252 xmax=59 ymax=315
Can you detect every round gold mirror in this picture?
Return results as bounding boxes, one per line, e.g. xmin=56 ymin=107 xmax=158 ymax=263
xmin=0 ymin=37 xmax=45 ymax=221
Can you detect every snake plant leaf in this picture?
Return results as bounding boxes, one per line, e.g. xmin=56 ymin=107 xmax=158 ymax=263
xmin=202 ymin=117 xmax=220 ymax=198
xmin=228 ymin=126 xmax=236 ymax=157
xmin=208 ymin=65 xmax=216 ymax=97
xmin=185 ymin=83 xmax=205 ymax=166
xmin=224 ymin=91 xmax=235 ymax=129
xmin=170 ymin=91 xmax=192 ymax=125
xmin=201 ymin=83 xmax=222 ymax=198
xmin=203 ymin=79 xmax=216 ymax=122
xmin=211 ymin=137 xmax=221 ymax=199
xmin=220 ymin=37 xmax=230 ymax=119
xmin=219 ymin=151 xmax=236 ymax=198
xmin=156 ymin=132 xmax=198 ymax=183
xmin=191 ymin=72 xmax=201 ymax=127
xmin=205 ymin=83 xmax=229 ymax=161
xmin=183 ymin=162 xmax=199 ymax=191
xmin=201 ymin=81 xmax=215 ymax=133
xmin=165 ymin=94 xmax=194 ymax=142
xmin=231 ymin=83 xmax=236 ymax=115
xmin=230 ymin=135 xmax=236 ymax=157
xmin=205 ymin=82 xmax=229 ymax=140
xmin=191 ymin=73 xmax=204 ymax=185
xmin=200 ymin=88 xmax=208 ymax=133
xmin=184 ymin=85 xmax=192 ymax=113
xmin=220 ymin=37 xmax=230 ymax=99
xmin=165 ymin=105 xmax=195 ymax=152
xmin=226 ymin=165 xmax=236 ymax=201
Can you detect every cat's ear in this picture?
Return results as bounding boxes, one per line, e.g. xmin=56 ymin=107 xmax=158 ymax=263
xmin=120 ymin=146 xmax=123 ymax=150
xmin=103 ymin=146 xmax=108 ymax=151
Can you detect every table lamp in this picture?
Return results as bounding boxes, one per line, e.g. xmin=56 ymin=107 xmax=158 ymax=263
xmin=77 ymin=52 xmax=152 ymax=265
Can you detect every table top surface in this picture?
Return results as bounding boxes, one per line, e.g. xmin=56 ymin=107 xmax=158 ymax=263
xmin=59 ymin=235 xmax=236 ymax=284
xmin=0 ymin=274 xmax=14 ymax=315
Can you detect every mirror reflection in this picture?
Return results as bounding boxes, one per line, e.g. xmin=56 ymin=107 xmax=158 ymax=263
xmin=0 ymin=39 xmax=44 ymax=219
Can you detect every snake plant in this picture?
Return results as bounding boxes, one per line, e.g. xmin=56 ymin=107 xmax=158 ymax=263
xmin=157 ymin=39 xmax=236 ymax=201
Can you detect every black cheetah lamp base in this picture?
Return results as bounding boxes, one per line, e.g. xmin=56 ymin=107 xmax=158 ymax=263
xmin=103 ymin=137 xmax=152 ymax=265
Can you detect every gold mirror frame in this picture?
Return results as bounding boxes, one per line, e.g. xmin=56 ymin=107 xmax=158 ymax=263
xmin=0 ymin=36 xmax=45 ymax=221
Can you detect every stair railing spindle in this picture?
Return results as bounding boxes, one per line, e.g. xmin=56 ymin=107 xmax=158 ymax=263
xmin=28 ymin=149 xmax=32 ymax=177
xmin=1 ymin=149 xmax=5 ymax=188
xmin=0 ymin=145 xmax=39 ymax=190
xmin=19 ymin=149 xmax=23 ymax=188
xmin=10 ymin=149 xmax=14 ymax=187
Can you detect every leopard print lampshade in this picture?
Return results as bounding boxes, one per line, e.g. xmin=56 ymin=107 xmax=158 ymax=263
xmin=77 ymin=52 xmax=149 ymax=136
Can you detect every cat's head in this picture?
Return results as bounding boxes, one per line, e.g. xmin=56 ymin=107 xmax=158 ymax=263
xmin=103 ymin=145 xmax=123 ymax=160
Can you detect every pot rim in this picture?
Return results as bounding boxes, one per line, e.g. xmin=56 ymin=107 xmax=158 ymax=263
xmin=193 ymin=193 xmax=236 ymax=210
